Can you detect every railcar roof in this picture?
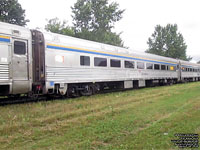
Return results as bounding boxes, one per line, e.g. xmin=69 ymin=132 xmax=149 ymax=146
xmin=43 ymin=31 xmax=178 ymax=63
xmin=0 ymin=22 xmax=31 ymax=39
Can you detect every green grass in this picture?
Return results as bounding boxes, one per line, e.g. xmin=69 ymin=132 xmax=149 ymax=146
xmin=0 ymin=82 xmax=200 ymax=150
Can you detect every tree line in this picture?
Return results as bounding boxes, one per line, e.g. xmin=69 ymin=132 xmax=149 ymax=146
xmin=0 ymin=0 xmax=196 ymax=62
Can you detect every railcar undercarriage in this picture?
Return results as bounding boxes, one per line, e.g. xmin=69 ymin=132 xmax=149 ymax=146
xmin=1 ymin=78 xmax=200 ymax=105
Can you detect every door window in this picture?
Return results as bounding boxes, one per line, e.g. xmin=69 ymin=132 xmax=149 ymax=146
xmin=14 ymin=41 xmax=26 ymax=55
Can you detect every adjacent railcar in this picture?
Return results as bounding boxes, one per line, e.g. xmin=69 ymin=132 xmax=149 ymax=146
xmin=180 ymin=60 xmax=200 ymax=81
xmin=0 ymin=21 xmax=200 ymax=97
xmin=44 ymin=31 xmax=180 ymax=95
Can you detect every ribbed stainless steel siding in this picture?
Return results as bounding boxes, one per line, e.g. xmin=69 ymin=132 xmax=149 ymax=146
xmin=46 ymin=66 xmax=178 ymax=84
xmin=46 ymin=66 xmax=128 ymax=83
xmin=0 ymin=64 xmax=9 ymax=81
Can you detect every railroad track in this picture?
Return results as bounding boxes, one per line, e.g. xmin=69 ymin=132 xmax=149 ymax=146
xmin=0 ymin=96 xmax=49 ymax=106
xmin=0 ymin=87 xmax=130 ymax=106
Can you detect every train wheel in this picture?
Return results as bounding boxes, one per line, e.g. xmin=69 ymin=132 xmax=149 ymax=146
xmin=28 ymin=91 xmax=38 ymax=100
xmin=80 ymin=85 xmax=94 ymax=96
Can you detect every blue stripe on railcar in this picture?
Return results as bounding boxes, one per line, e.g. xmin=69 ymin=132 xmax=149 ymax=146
xmin=47 ymin=44 xmax=177 ymax=66
xmin=0 ymin=37 xmax=10 ymax=43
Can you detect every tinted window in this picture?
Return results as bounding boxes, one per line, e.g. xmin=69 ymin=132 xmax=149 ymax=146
xmin=80 ymin=56 xmax=90 ymax=66
xmin=110 ymin=59 xmax=121 ymax=68
xmin=167 ymin=66 xmax=169 ymax=70
xmin=146 ymin=63 xmax=153 ymax=69
xmin=137 ymin=62 xmax=144 ymax=69
xmin=161 ymin=65 xmax=166 ymax=70
xmin=154 ymin=64 xmax=160 ymax=70
xmin=94 ymin=57 xmax=107 ymax=67
xmin=125 ymin=61 xmax=135 ymax=68
xmin=14 ymin=41 xmax=26 ymax=55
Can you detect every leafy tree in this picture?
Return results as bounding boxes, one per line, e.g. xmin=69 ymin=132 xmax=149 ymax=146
xmin=71 ymin=0 xmax=125 ymax=47
xmin=0 ymin=0 xmax=29 ymax=26
xmin=146 ymin=24 xmax=192 ymax=61
xmin=74 ymin=28 xmax=124 ymax=46
xmin=45 ymin=18 xmax=75 ymax=37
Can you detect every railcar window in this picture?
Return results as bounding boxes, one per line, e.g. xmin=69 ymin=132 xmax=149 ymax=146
xmin=170 ymin=66 xmax=176 ymax=71
xmin=14 ymin=41 xmax=26 ymax=55
xmin=125 ymin=61 xmax=135 ymax=68
xmin=137 ymin=62 xmax=144 ymax=69
xmin=161 ymin=65 xmax=166 ymax=70
xmin=80 ymin=56 xmax=90 ymax=66
xmin=146 ymin=63 xmax=153 ymax=69
xmin=174 ymin=66 xmax=177 ymax=70
xmin=154 ymin=64 xmax=160 ymax=70
xmin=190 ymin=68 xmax=192 ymax=72
xmin=182 ymin=67 xmax=186 ymax=72
xmin=94 ymin=57 xmax=107 ymax=67
xmin=110 ymin=59 xmax=121 ymax=68
xmin=167 ymin=66 xmax=169 ymax=70
xmin=170 ymin=66 xmax=175 ymax=71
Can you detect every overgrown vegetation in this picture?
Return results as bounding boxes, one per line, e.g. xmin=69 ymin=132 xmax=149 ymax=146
xmin=0 ymin=82 xmax=200 ymax=149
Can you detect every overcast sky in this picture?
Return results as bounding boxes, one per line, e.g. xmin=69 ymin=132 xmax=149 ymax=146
xmin=18 ymin=0 xmax=200 ymax=62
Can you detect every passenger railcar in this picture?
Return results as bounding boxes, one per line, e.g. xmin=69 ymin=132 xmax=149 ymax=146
xmin=0 ymin=21 xmax=200 ymax=97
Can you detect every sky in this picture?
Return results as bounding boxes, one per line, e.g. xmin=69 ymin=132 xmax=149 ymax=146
xmin=18 ymin=0 xmax=200 ymax=62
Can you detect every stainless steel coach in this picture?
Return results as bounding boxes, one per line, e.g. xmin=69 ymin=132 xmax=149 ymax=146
xmin=0 ymin=21 xmax=200 ymax=97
